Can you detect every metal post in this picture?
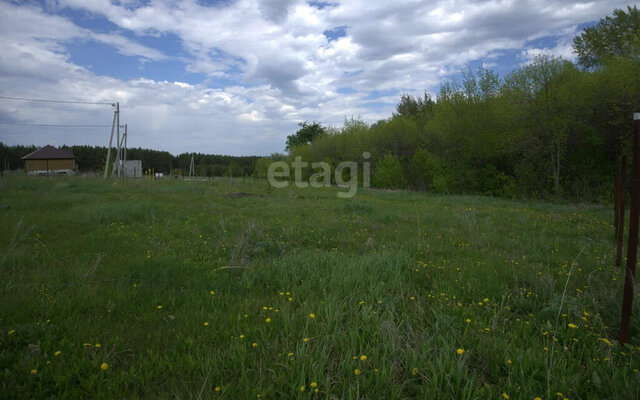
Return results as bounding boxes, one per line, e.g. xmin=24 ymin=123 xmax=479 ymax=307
xmin=616 ymin=156 xmax=627 ymax=267
xmin=620 ymin=113 xmax=640 ymax=343
xmin=104 ymin=106 xmax=117 ymax=178
xmin=123 ymin=124 xmax=127 ymax=170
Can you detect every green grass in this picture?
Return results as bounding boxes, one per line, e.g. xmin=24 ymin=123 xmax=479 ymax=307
xmin=0 ymin=176 xmax=638 ymax=399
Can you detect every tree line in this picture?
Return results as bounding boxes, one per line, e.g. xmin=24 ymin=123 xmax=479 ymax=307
xmin=0 ymin=142 xmax=258 ymax=178
xmin=267 ymin=6 xmax=640 ymax=200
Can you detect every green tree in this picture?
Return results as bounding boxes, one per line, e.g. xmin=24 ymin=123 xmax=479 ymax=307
xmin=285 ymin=121 xmax=326 ymax=151
xmin=573 ymin=5 xmax=640 ymax=68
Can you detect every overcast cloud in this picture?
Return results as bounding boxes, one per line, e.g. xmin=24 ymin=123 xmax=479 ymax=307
xmin=0 ymin=0 xmax=636 ymax=155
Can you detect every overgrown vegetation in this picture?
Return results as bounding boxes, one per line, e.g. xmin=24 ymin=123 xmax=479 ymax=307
xmin=0 ymin=176 xmax=638 ymax=398
xmin=274 ymin=6 xmax=640 ymax=200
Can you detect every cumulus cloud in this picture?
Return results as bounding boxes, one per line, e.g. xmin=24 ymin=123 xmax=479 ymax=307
xmin=0 ymin=0 xmax=634 ymax=155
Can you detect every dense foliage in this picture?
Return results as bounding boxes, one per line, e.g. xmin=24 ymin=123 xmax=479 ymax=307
xmin=279 ymin=6 xmax=640 ymax=200
xmin=0 ymin=142 xmax=258 ymax=177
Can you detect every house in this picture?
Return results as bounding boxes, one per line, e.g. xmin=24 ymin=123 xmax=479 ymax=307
xmin=22 ymin=145 xmax=77 ymax=175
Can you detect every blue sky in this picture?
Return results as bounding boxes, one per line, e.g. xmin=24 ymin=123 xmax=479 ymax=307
xmin=0 ymin=0 xmax=636 ymax=155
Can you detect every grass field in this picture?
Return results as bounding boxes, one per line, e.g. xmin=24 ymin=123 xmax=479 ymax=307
xmin=0 ymin=176 xmax=639 ymax=399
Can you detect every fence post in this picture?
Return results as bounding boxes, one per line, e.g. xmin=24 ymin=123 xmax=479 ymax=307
xmin=619 ymin=114 xmax=640 ymax=343
xmin=616 ymin=156 xmax=627 ymax=267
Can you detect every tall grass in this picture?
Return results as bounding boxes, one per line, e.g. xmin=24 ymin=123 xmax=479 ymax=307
xmin=0 ymin=176 xmax=637 ymax=399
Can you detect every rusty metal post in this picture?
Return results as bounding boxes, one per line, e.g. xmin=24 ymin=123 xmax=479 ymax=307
xmin=620 ymin=114 xmax=640 ymax=343
xmin=616 ymin=156 xmax=627 ymax=267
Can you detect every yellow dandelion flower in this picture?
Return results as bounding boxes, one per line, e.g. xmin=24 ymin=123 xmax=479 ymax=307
xmin=303 ymin=337 xmax=309 ymax=342
xmin=310 ymin=382 xmax=317 ymax=388
xmin=507 ymin=359 xmax=512 ymax=365
xmin=100 ymin=362 xmax=109 ymax=371
xmin=354 ymin=368 xmax=361 ymax=375
xmin=54 ymin=351 xmax=61 ymax=356
xmin=252 ymin=342 xmax=258 ymax=347
xmin=359 ymin=300 xmax=365 ymax=305
xmin=456 ymin=348 xmax=465 ymax=355
xmin=309 ymin=313 xmax=316 ymax=319
xmin=409 ymin=296 xmax=415 ymax=301
xmin=204 ymin=322 xmax=209 ymax=326
xmin=239 ymin=334 xmax=245 ymax=339
xmin=288 ymin=297 xmax=293 ymax=302
xmin=411 ymin=367 xmax=418 ymax=375
xmin=30 ymin=369 xmax=37 ymax=375
xmin=535 ymin=397 xmax=542 ymax=400
xmin=8 ymin=329 xmax=15 ymax=335
xmin=502 ymin=393 xmax=509 ymax=399
xmin=300 ymin=386 xmax=305 ymax=392
xmin=360 ymin=355 xmax=367 ymax=361
xmin=157 ymin=305 xmax=162 ymax=310
xmin=465 ymin=319 xmax=471 ymax=323
xmin=95 ymin=343 xmax=101 ymax=348
xmin=314 ymin=388 xmax=319 ymax=393
xmin=210 ymin=290 xmax=215 ymax=295
xmin=215 ymin=386 xmax=221 ymax=392
xmin=568 ymin=323 xmax=578 ymax=329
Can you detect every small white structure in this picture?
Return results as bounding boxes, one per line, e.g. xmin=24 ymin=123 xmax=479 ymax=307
xmin=122 ymin=160 xmax=142 ymax=178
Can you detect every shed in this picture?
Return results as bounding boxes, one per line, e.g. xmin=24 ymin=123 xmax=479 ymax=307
xmin=22 ymin=145 xmax=76 ymax=175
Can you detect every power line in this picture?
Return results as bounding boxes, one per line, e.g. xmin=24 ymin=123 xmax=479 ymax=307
xmin=0 ymin=122 xmax=119 ymax=128
xmin=0 ymin=95 xmax=115 ymax=106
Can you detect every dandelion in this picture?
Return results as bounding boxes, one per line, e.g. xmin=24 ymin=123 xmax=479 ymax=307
xmin=507 ymin=359 xmax=512 ymax=365
xmin=215 ymin=386 xmax=221 ymax=392
xmin=456 ymin=348 xmax=465 ymax=355
xmin=288 ymin=297 xmax=293 ymax=302
xmin=303 ymin=337 xmax=309 ymax=342
xmin=409 ymin=296 xmax=415 ymax=301
xmin=360 ymin=355 xmax=367 ymax=361
xmin=568 ymin=323 xmax=578 ymax=329
xmin=411 ymin=367 xmax=418 ymax=375
xmin=354 ymin=369 xmax=361 ymax=375
xmin=535 ymin=398 xmax=542 ymax=400
xmin=239 ymin=334 xmax=245 ymax=339
xmin=300 ymin=386 xmax=305 ymax=392
xmin=204 ymin=322 xmax=209 ymax=326
xmin=310 ymin=382 xmax=317 ymax=388
xmin=30 ymin=369 xmax=37 ymax=375
xmin=157 ymin=305 xmax=162 ymax=310
xmin=252 ymin=342 xmax=258 ymax=347
xmin=599 ymin=338 xmax=613 ymax=346
xmin=309 ymin=313 xmax=316 ymax=319
xmin=465 ymin=319 xmax=471 ymax=323
xmin=502 ymin=393 xmax=509 ymax=399
xmin=265 ymin=318 xmax=271 ymax=323
xmin=8 ymin=329 xmax=15 ymax=335
xmin=210 ymin=290 xmax=215 ymax=295
xmin=95 ymin=343 xmax=101 ymax=348
xmin=100 ymin=362 xmax=109 ymax=371
xmin=54 ymin=351 xmax=61 ymax=356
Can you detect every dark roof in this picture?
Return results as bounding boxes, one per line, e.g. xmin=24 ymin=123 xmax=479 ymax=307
xmin=22 ymin=145 xmax=75 ymax=160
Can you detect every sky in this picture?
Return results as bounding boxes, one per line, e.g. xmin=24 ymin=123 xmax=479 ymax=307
xmin=0 ymin=0 xmax=637 ymax=156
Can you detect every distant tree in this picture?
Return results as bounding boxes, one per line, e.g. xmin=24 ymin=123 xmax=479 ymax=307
xmin=573 ymin=5 xmax=640 ymax=68
xmin=285 ymin=121 xmax=326 ymax=151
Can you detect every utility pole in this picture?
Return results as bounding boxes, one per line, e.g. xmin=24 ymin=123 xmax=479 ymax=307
xmin=189 ymin=154 xmax=195 ymax=177
xmin=116 ymin=103 xmax=120 ymax=177
xmin=620 ymin=113 xmax=640 ymax=343
xmin=104 ymin=102 xmax=118 ymax=178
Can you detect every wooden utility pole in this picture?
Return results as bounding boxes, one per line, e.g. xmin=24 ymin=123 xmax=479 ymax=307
xmin=616 ymin=156 xmax=627 ymax=267
xmin=620 ymin=113 xmax=640 ymax=343
xmin=104 ymin=102 xmax=118 ymax=178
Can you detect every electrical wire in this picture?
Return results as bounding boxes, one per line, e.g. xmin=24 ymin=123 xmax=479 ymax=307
xmin=0 ymin=95 xmax=114 ymax=106
xmin=0 ymin=122 xmax=119 ymax=128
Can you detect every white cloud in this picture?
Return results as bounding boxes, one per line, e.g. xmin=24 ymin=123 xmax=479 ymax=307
xmin=0 ymin=0 xmax=636 ymax=155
